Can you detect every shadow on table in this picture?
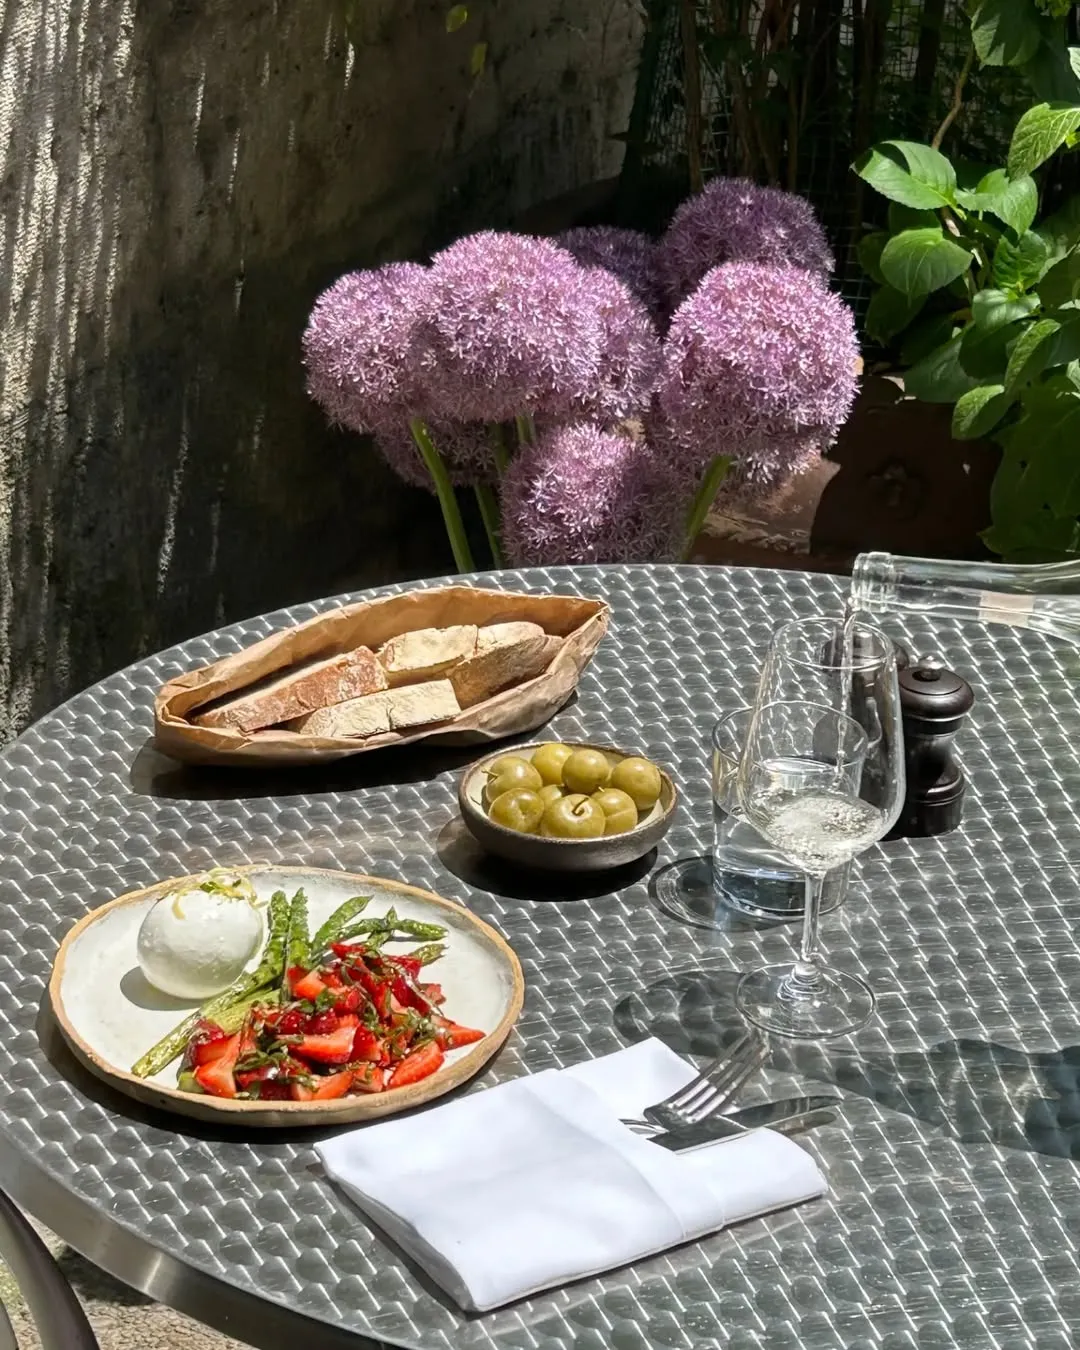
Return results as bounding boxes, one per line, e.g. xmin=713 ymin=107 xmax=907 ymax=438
xmin=613 ymin=967 xmax=1080 ymax=1161
xmin=436 ymin=817 xmax=655 ymax=903
xmin=129 ymin=736 xmax=495 ymax=802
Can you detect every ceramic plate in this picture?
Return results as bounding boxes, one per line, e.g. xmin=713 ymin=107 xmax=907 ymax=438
xmin=49 ymin=865 xmax=524 ymax=1126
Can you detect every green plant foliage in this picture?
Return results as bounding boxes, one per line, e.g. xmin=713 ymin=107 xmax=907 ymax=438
xmin=853 ymin=7 xmax=1080 ymax=561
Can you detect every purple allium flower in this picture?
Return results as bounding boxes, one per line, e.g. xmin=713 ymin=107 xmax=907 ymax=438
xmin=556 ymin=226 xmax=666 ymax=323
xmin=303 ymin=263 xmax=430 ymax=432
xmin=659 ymin=178 xmax=834 ymax=309
xmin=565 ymin=268 xmax=662 ymax=424
xmin=501 ymin=423 xmax=688 ymax=566
xmin=653 ymin=262 xmax=859 ymax=491
xmin=373 ymin=419 xmax=498 ymax=492
xmin=411 ymin=232 xmax=605 ymax=423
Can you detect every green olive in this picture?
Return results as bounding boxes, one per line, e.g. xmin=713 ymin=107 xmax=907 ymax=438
xmin=531 ymin=742 xmax=575 ymax=786
xmin=591 ymin=787 xmax=639 ymax=836
xmin=539 ymin=793 xmax=606 ymax=840
xmin=610 ymin=756 xmax=663 ymax=811
xmin=483 ymin=760 xmax=543 ymax=805
xmin=487 ymin=788 xmax=545 ymax=834
xmin=537 ymin=783 xmax=565 ymax=807
xmin=561 ymin=748 xmax=611 ymax=795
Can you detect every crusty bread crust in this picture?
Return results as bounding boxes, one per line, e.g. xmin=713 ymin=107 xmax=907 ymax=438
xmin=193 ymin=647 xmax=386 ymax=733
xmin=289 ymin=680 xmax=462 ymax=738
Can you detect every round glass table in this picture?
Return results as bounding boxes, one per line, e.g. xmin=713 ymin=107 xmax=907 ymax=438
xmin=0 ymin=563 xmax=1077 ymax=1350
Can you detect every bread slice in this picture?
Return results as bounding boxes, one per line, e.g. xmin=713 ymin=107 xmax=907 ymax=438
xmin=289 ymin=680 xmax=461 ymax=738
xmin=377 ymin=625 xmax=478 ymax=687
xmin=476 ymin=621 xmax=546 ymax=652
xmin=192 ymin=647 xmax=387 ymax=734
xmin=449 ymin=630 xmax=561 ymax=709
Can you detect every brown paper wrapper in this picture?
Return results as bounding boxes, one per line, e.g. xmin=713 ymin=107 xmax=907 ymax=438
xmin=154 ymin=587 xmax=609 ymax=766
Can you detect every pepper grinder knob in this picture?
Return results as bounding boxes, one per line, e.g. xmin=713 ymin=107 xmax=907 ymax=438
xmin=887 ymin=654 xmax=975 ymax=840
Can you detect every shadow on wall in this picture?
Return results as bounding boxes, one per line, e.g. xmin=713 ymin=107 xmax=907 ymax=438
xmin=0 ymin=0 xmax=640 ymax=741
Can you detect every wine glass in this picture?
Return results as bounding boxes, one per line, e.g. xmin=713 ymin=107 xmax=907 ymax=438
xmin=735 ymin=619 xmax=905 ymax=1039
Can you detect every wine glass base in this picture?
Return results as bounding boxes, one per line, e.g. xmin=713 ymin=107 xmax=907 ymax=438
xmin=736 ymin=964 xmax=875 ymax=1040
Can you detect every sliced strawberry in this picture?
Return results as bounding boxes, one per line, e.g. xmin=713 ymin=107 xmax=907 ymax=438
xmin=193 ymin=1032 xmax=241 ymax=1098
xmin=320 ymin=969 xmax=344 ymax=990
xmin=387 ymin=1041 xmax=444 ymax=1089
xmin=350 ymin=1027 xmax=385 ymax=1063
xmin=291 ymin=969 xmax=327 ymax=1001
xmin=187 ymin=1022 xmax=231 ymax=1068
xmin=350 ymin=1062 xmax=385 ymax=1093
xmin=334 ymin=986 xmax=361 ymax=1015
xmin=253 ymin=1080 xmax=293 ymax=1102
xmin=311 ymin=1070 xmax=353 ymax=1100
xmin=351 ymin=965 xmax=392 ymax=1020
xmin=290 ymin=1081 xmax=315 ymax=1102
xmin=434 ymin=1018 xmax=485 ymax=1050
xmin=237 ymin=1018 xmax=258 ymax=1062
xmin=332 ymin=942 xmax=367 ymax=958
xmin=419 ymin=982 xmax=445 ymax=1006
xmin=392 ymin=954 xmax=422 ymax=979
xmin=276 ymin=1007 xmax=307 ymax=1036
xmin=306 ymin=1010 xmax=339 ymax=1036
xmin=293 ymin=1023 xmax=357 ymax=1065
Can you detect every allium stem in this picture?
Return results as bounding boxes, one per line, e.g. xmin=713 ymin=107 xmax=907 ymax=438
xmin=514 ymin=413 xmax=536 ymax=447
xmin=489 ymin=422 xmax=511 ymax=475
xmin=409 ymin=417 xmax=476 ymax=573
xmin=473 ymin=484 xmax=505 ymax=569
xmin=682 ymin=455 xmax=731 ymax=561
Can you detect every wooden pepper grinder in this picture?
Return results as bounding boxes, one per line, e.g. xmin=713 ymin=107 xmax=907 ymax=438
xmin=887 ymin=655 xmax=975 ymax=840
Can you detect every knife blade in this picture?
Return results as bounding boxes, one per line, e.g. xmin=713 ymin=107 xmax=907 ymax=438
xmin=646 ymin=1095 xmax=842 ymax=1153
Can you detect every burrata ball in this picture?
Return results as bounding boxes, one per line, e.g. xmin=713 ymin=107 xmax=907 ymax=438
xmin=137 ymin=887 xmax=263 ymax=999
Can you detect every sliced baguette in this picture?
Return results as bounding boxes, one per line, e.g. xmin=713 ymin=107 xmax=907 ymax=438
xmin=377 ymin=625 xmax=478 ymax=686
xmin=193 ymin=647 xmax=387 ymax=733
xmin=476 ymin=621 xmax=546 ymax=652
xmin=289 ymin=680 xmax=461 ymax=738
xmin=449 ymin=631 xmax=561 ymax=709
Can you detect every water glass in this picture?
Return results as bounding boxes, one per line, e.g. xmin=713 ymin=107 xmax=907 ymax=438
xmin=713 ymin=708 xmax=849 ymax=922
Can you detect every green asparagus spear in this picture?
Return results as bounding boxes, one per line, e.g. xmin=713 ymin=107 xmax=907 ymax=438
xmin=131 ymin=891 xmax=290 ymax=1079
xmin=407 ymin=942 xmax=446 ymax=966
xmin=392 ymin=917 xmax=447 ymax=941
xmin=310 ymin=894 xmax=371 ymax=956
xmin=214 ymin=985 xmax=279 ymax=1033
xmin=285 ymin=888 xmax=310 ymax=975
xmin=336 ymin=916 xmax=396 ymax=942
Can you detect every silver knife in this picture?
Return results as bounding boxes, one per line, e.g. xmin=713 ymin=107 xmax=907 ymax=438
xmin=648 ymin=1095 xmax=842 ymax=1153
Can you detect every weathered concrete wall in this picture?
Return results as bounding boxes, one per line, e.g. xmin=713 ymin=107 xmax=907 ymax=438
xmin=0 ymin=0 xmax=640 ymax=740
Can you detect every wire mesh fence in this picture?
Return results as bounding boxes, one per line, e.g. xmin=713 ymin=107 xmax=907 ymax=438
xmin=616 ymin=0 xmax=1036 ymax=321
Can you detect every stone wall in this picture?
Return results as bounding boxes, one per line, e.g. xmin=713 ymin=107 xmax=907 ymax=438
xmin=0 ymin=0 xmax=640 ymax=740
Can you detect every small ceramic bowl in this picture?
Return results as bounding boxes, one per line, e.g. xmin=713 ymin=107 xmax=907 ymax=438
xmin=458 ymin=741 xmax=678 ymax=872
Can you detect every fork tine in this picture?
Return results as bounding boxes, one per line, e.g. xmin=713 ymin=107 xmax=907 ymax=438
xmin=672 ymin=1034 xmax=763 ymax=1113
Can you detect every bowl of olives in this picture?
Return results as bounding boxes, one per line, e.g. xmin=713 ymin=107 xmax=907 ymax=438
xmin=458 ymin=742 xmax=677 ymax=872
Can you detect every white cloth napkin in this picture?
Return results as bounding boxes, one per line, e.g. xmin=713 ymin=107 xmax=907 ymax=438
xmin=316 ymin=1038 xmax=826 ymax=1312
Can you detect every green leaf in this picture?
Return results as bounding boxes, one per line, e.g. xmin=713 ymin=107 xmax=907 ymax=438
xmin=887 ymin=204 xmax=941 ymax=235
xmin=865 ymin=285 xmax=926 ymax=343
xmin=970 ymin=0 xmax=1042 ymax=67
xmin=1008 ymin=102 xmax=1080 ymax=177
xmin=993 ymin=230 xmax=1050 ymax=293
xmin=1037 ymin=249 xmax=1080 ymax=307
xmin=470 ymin=40 xmax=487 ymax=75
xmin=960 ymin=316 xmax=1026 ymax=380
xmin=952 ymin=384 xmax=1014 ymax=440
xmin=1049 ymin=313 xmax=1080 ymax=367
xmin=900 ymin=313 xmax=960 ymax=367
xmin=971 ymin=287 xmax=1041 ymax=332
xmin=957 ymin=169 xmax=1039 ymax=234
xmin=880 ymin=228 xmax=973 ymax=298
xmin=1006 ymin=317 xmax=1063 ymax=391
xmin=854 ymin=141 xmax=957 ymax=210
xmin=903 ymin=335 xmax=983 ymax=403
xmin=992 ymin=379 xmax=1080 ymax=527
xmin=1021 ymin=36 xmax=1080 ymax=104
xmin=446 ymin=4 xmax=468 ymax=32
xmin=857 ymin=232 xmax=889 ymax=285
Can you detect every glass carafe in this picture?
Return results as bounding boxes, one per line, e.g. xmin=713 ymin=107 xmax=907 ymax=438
xmin=850 ymin=551 xmax=1080 ymax=647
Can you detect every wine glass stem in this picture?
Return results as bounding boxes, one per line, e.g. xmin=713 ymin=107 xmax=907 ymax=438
xmin=788 ymin=871 xmax=826 ymax=994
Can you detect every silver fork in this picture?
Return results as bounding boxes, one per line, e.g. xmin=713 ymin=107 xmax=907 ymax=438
xmin=620 ymin=1032 xmax=767 ymax=1134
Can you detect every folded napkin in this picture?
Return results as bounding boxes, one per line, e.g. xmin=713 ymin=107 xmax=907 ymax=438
xmin=316 ymin=1038 xmax=826 ymax=1311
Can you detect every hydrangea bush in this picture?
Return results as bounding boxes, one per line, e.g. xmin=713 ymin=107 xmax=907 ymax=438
xmin=303 ymin=180 xmax=859 ymax=572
